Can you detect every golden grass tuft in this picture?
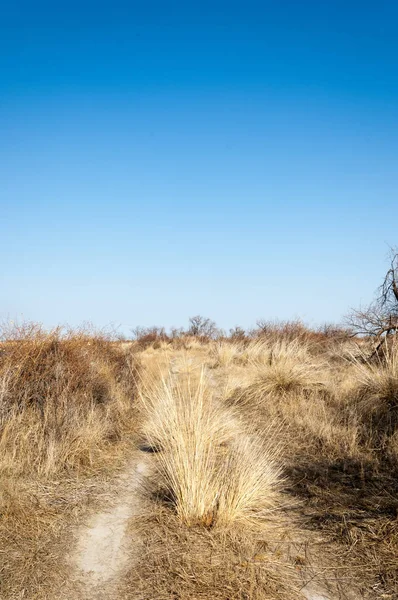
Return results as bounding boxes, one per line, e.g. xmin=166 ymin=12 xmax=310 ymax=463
xmin=348 ymin=349 xmax=398 ymax=445
xmin=216 ymin=433 xmax=283 ymax=527
xmin=210 ymin=340 xmax=243 ymax=367
xmin=243 ymin=339 xmax=327 ymax=400
xmin=139 ymin=369 xmax=283 ymax=529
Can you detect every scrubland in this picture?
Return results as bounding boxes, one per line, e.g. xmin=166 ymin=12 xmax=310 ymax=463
xmin=1 ymin=321 xmax=398 ymax=599
xmin=0 ymin=324 xmax=140 ymax=599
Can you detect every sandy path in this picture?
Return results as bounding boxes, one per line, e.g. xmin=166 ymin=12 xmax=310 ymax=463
xmin=71 ymin=451 xmax=150 ymax=599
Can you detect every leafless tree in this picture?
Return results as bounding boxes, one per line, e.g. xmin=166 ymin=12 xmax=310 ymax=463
xmin=347 ymin=248 xmax=398 ymax=352
xmin=229 ymin=326 xmax=246 ymax=340
xmin=188 ymin=315 xmax=219 ymax=339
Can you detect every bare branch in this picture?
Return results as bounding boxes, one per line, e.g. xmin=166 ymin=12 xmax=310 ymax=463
xmin=346 ymin=247 xmax=398 ymax=341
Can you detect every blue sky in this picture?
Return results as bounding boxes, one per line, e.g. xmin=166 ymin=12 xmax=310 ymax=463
xmin=1 ymin=1 xmax=397 ymax=333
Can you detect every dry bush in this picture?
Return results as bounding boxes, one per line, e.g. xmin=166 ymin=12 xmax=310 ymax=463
xmin=0 ymin=323 xmax=142 ymax=599
xmin=138 ymin=370 xmax=283 ymax=529
xmin=0 ymin=324 xmax=140 ymax=476
xmin=131 ymin=325 xmax=171 ymax=349
xmin=253 ymin=319 xmax=350 ymax=350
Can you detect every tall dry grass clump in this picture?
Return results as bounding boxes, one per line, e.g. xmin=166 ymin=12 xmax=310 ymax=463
xmin=210 ymin=340 xmax=243 ymax=367
xmin=347 ymin=348 xmax=398 ymax=451
xmin=215 ymin=433 xmax=283 ymax=527
xmin=243 ymin=339 xmax=327 ymax=401
xmin=0 ymin=323 xmax=139 ymax=476
xmin=139 ymin=369 xmax=283 ymax=529
xmin=139 ymin=370 xmax=235 ymax=527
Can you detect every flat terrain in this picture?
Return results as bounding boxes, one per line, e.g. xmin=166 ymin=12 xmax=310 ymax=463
xmin=1 ymin=328 xmax=397 ymax=599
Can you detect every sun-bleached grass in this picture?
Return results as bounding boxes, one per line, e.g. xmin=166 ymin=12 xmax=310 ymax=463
xmin=139 ymin=369 xmax=283 ymax=528
xmin=214 ymin=337 xmax=398 ymax=599
xmin=241 ymin=339 xmax=327 ymax=403
xmin=210 ymin=340 xmax=243 ymax=367
xmin=139 ymin=370 xmax=240 ymax=527
xmin=119 ymin=506 xmax=304 ymax=600
xmin=348 ymin=350 xmax=398 ymax=432
xmin=216 ymin=432 xmax=283 ymax=528
xmin=237 ymin=338 xmax=269 ymax=365
xmin=5 ymin=319 xmax=398 ymax=599
xmin=128 ymin=334 xmax=398 ymax=598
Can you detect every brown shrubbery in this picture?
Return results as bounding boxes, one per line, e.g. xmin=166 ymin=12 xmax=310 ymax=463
xmin=0 ymin=323 xmax=141 ymax=599
xmin=0 ymin=324 xmax=140 ymax=476
xmin=131 ymin=316 xmax=351 ymax=350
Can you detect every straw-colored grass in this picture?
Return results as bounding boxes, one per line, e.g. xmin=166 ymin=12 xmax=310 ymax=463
xmin=210 ymin=340 xmax=243 ymax=367
xmin=219 ymin=338 xmax=398 ymax=599
xmin=348 ymin=350 xmax=398 ymax=440
xmin=119 ymin=506 xmax=304 ymax=600
xmin=240 ymin=340 xmax=327 ymax=405
xmin=4 ymin=320 xmax=398 ymax=599
xmin=139 ymin=369 xmax=283 ymax=529
xmin=215 ymin=433 xmax=283 ymax=527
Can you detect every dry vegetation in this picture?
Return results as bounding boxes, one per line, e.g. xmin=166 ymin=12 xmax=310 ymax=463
xmin=0 ymin=323 xmax=140 ymax=599
xmin=138 ymin=370 xmax=283 ymax=529
xmin=2 ymin=319 xmax=398 ymax=599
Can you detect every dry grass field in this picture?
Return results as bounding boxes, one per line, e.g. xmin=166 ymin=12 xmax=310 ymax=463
xmin=1 ymin=321 xmax=398 ymax=599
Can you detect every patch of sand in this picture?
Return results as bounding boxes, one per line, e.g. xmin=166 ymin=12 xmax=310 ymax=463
xmin=72 ymin=454 xmax=150 ymax=595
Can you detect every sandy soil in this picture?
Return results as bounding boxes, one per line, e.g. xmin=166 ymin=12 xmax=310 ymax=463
xmin=71 ymin=452 xmax=150 ymax=598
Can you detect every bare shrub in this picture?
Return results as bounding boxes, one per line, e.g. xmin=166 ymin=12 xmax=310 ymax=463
xmin=0 ymin=324 xmax=139 ymax=476
xmin=347 ymin=248 xmax=398 ymax=359
xmin=188 ymin=315 xmax=221 ymax=340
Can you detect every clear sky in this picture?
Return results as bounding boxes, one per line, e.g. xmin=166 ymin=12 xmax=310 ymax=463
xmin=1 ymin=1 xmax=397 ymax=333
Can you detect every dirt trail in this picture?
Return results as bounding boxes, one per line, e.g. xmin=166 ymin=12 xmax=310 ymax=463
xmin=71 ymin=451 xmax=150 ymax=599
